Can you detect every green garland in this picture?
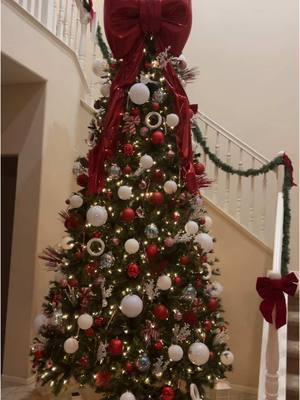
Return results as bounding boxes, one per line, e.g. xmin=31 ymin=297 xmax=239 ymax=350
xmin=96 ymin=25 xmax=112 ymax=64
xmin=192 ymin=122 xmax=293 ymax=276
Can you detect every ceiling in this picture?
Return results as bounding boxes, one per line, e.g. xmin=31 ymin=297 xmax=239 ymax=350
xmin=1 ymin=53 xmax=45 ymax=85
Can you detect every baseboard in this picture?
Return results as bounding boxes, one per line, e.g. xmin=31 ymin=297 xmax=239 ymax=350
xmin=1 ymin=374 xmax=35 ymax=386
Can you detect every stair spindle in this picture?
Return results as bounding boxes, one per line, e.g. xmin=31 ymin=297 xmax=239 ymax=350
xmin=74 ymin=7 xmax=80 ymax=53
xmin=56 ymin=0 xmax=64 ymax=39
xmin=203 ymin=123 xmax=208 ymax=166
xmin=249 ymin=157 xmax=255 ymax=232
xmin=78 ymin=11 xmax=90 ymax=71
xmin=235 ymin=149 xmax=243 ymax=222
xmin=224 ymin=139 xmax=231 ymax=213
xmin=68 ymin=0 xmax=76 ymax=48
xmin=212 ymin=132 xmax=220 ymax=203
xmin=28 ymin=0 xmax=35 ymax=15
xmin=63 ymin=0 xmax=70 ymax=44
xmin=35 ymin=0 xmax=42 ymax=22
xmin=260 ymin=173 xmax=267 ymax=239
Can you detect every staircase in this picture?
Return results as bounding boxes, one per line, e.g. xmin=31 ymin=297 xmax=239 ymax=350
xmin=287 ymin=294 xmax=299 ymax=400
xmin=1 ymin=1 xmax=298 ymax=400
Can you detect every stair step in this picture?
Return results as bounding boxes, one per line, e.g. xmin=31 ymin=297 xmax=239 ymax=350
xmin=286 ymin=391 xmax=299 ymax=400
xmin=288 ymin=311 xmax=299 ymax=324
xmin=287 ymin=374 xmax=299 ymax=392
xmin=288 ymin=294 xmax=299 ymax=312
xmin=287 ymin=355 xmax=299 ymax=375
xmin=287 ymin=340 xmax=299 ymax=357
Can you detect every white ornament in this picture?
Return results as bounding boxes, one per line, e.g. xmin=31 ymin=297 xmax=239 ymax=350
xmin=64 ymin=337 xmax=79 ymax=354
xmin=205 ymin=216 xmax=213 ymax=230
xmin=188 ymin=342 xmax=210 ymax=366
xmin=185 ymin=221 xmax=199 ymax=235
xmin=33 ymin=314 xmax=48 ymax=333
xmin=166 ymin=113 xmax=180 ymax=128
xmin=145 ymin=111 xmax=163 ymax=129
xmin=129 ymin=83 xmax=150 ymax=105
xmin=140 ymin=154 xmax=154 ymax=169
xmin=61 ymin=236 xmax=74 ymax=250
xmin=168 ymin=344 xmax=183 ymax=362
xmin=87 ymin=205 xmax=108 ymax=226
xmin=120 ymin=392 xmax=136 ymax=400
xmin=195 ymin=233 xmax=214 ymax=252
xmin=69 ymin=194 xmax=83 ymax=209
xmin=220 ymin=350 xmax=234 ymax=365
xmin=190 ymin=383 xmax=201 ymax=400
xmin=209 ymin=281 xmax=223 ymax=297
xmin=101 ymin=83 xmax=111 ymax=97
xmin=118 ymin=186 xmax=132 ymax=200
xmin=86 ymin=238 xmax=105 ymax=257
xmin=120 ymin=294 xmax=143 ymax=318
xmin=124 ymin=239 xmax=139 ymax=254
xmin=157 ymin=275 xmax=172 ymax=291
xmin=202 ymin=263 xmax=212 ymax=280
xmin=77 ymin=313 xmax=93 ymax=330
xmin=164 ymin=180 xmax=178 ymax=194
xmin=92 ymin=59 xmax=108 ymax=77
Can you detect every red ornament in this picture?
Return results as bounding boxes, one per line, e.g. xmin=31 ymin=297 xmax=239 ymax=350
xmin=151 ymin=102 xmax=160 ymax=111
xmin=106 ymin=191 xmax=113 ymax=199
xmin=195 ymin=279 xmax=204 ymax=289
xmin=180 ymin=255 xmax=190 ymax=265
xmin=108 ymin=338 xmax=123 ymax=356
xmin=183 ymin=311 xmax=198 ymax=326
xmin=161 ymin=386 xmax=175 ymax=400
xmin=121 ymin=207 xmax=135 ymax=222
xmin=68 ymin=278 xmax=78 ymax=287
xmin=95 ymin=317 xmax=105 ymax=327
xmin=154 ymin=340 xmax=164 ymax=351
xmin=131 ymin=108 xmax=140 ymax=116
xmin=194 ymin=162 xmax=205 ymax=175
xmin=153 ymin=304 xmax=169 ymax=320
xmin=85 ymin=262 xmax=98 ymax=276
xmin=152 ymin=169 xmax=165 ymax=183
xmin=146 ymin=244 xmax=159 ymax=258
xmin=174 ymin=276 xmax=182 ymax=286
xmin=123 ymin=143 xmax=134 ymax=156
xmin=79 ymin=355 xmax=88 ymax=367
xmin=122 ymin=165 xmax=132 ymax=175
xmin=77 ymin=173 xmax=88 ymax=187
xmin=95 ymin=371 xmax=112 ymax=388
xmin=124 ymin=361 xmax=134 ymax=373
xmin=34 ymin=350 xmax=44 ymax=360
xmin=127 ymin=263 xmax=141 ymax=278
xmin=208 ymin=297 xmax=219 ymax=311
xmin=209 ymin=351 xmax=216 ymax=360
xmin=74 ymin=250 xmax=83 ymax=260
xmin=151 ymin=192 xmax=164 ymax=206
xmin=151 ymin=130 xmax=165 ymax=145
xmin=93 ymin=232 xmax=102 ymax=238
xmin=199 ymin=217 xmax=206 ymax=225
xmin=85 ymin=328 xmax=95 ymax=337
xmin=203 ymin=320 xmax=213 ymax=332
xmin=64 ymin=214 xmax=83 ymax=230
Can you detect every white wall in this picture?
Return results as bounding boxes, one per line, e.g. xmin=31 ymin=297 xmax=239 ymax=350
xmin=185 ymin=0 xmax=299 ymax=267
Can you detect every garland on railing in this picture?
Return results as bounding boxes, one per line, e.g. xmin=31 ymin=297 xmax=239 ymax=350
xmin=192 ymin=122 xmax=296 ymax=276
xmin=96 ymin=24 xmax=112 ymax=64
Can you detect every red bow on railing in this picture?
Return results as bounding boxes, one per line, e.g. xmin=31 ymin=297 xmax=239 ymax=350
xmin=282 ymin=152 xmax=297 ymax=187
xmin=88 ymin=0 xmax=197 ymax=194
xmin=256 ymin=272 xmax=298 ymax=329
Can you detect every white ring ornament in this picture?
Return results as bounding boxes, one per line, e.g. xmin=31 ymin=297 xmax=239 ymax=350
xmin=86 ymin=238 xmax=105 ymax=257
xmin=190 ymin=383 xmax=201 ymax=400
xmin=145 ymin=112 xmax=163 ymax=129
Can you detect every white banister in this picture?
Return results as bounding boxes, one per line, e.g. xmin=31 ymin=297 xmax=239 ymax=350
xmin=63 ymin=0 xmax=70 ymax=44
xmin=56 ymin=0 xmax=65 ymax=39
xmin=257 ymin=192 xmax=287 ymax=400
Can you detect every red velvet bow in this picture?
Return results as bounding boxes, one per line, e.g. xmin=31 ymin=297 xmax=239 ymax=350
xmin=88 ymin=0 xmax=197 ymax=193
xmin=256 ymin=272 xmax=298 ymax=329
xmin=282 ymin=153 xmax=297 ymax=187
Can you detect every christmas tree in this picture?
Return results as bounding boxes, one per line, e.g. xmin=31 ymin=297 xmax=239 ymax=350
xmin=31 ymin=1 xmax=234 ymax=399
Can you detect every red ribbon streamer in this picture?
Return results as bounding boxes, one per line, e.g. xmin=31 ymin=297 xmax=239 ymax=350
xmin=88 ymin=0 xmax=197 ymax=194
xmin=256 ymin=272 xmax=298 ymax=329
xmin=282 ymin=153 xmax=297 ymax=187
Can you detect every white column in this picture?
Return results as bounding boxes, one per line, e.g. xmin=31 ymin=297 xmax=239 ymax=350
xmin=78 ymin=12 xmax=90 ymax=71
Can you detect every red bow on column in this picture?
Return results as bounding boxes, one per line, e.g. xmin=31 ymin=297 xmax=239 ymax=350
xmin=88 ymin=0 xmax=197 ymax=194
xmin=256 ymin=272 xmax=298 ymax=329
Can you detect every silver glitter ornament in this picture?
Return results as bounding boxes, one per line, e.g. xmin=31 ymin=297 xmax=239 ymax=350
xmin=136 ymin=206 xmax=145 ymax=218
xmin=109 ymin=164 xmax=121 ymax=178
xmin=182 ymin=284 xmax=197 ymax=301
xmin=136 ymin=354 xmax=151 ymax=372
xmin=144 ymin=223 xmax=159 ymax=239
xmin=152 ymin=88 xmax=167 ymax=103
xmin=100 ymin=252 xmax=115 ymax=269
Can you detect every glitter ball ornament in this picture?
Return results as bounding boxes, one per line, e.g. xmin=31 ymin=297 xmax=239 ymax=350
xmin=154 ymin=340 xmax=164 ymax=351
xmin=185 ymin=221 xmax=199 ymax=235
xmin=157 ymin=275 xmax=172 ymax=291
xmin=124 ymin=361 xmax=134 ymax=373
xmin=136 ymin=354 xmax=151 ymax=371
xmin=208 ymin=297 xmax=219 ymax=311
xmin=121 ymin=208 xmax=135 ymax=222
xmin=120 ymin=294 xmax=143 ymax=318
xmin=203 ymin=320 xmax=213 ymax=332
xmin=140 ymin=126 xmax=149 ymax=137
xmin=140 ymin=154 xmax=154 ymax=169
xmin=123 ymin=165 xmax=132 ymax=175
xmin=120 ymin=392 xmax=136 ymax=400
xmin=118 ymin=186 xmax=132 ymax=200
xmin=180 ymin=255 xmax=190 ymax=265
xmin=87 ymin=206 xmax=108 ymax=227
xmin=144 ymin=223 xmax=159 ymax=238
xmin=125 ymin=238 xmax=139 ymax=254
xmin=77 ymin=173 xmax=89 ymax=187
xmin=209 ymin=281 xmax=224 ymax=297
xmin=69 ymin=194 xmax=83 ymax=209
xmin=127 ymin=263 xmax=141 ymax=278
xmin=174 ymin=276 xmax=182 ymax=286
xmin=168 ymin=344 xmax=183 ymax=362
xmin=72 ymin=161 xmax=84 ymax=176
xmin=123 ymin=143 xmax=134 ymax=156
xmin=182 ymin=284 xmax=197 ymax=301
xmin=195 ymin=233 xmax=214 ymax=252
xmin=205 ymin=216 xmax=213 ymax=229
xmin=152 ymin=88 xmax=166 ymax=103
xmin=77 ymin=313 xmax=93 ymax=330
xmin=188 ymin=342 xmax=210 ymax=366
xmin=161 ymin=386 xmax=175 ymax=400
xmin=146 ymin=244 xmax=159 ymax=258
xmin=151 ymin=130 xmax=165 ymax=145
xmin=108 ymin=338 xmax=123 ymax=356
xmin=129 ymin=83 xmax=150 ymax=105
xmin=220 ymin=350 xmax=234 ymax=365
xmin=100 ymin=252 xmax=115 ymax=269
xmin=64 ymin=337 xmax=79 ymax=354
xmin=164 ymin=237 xmax=175 ymax=247
xmin=163 ymin=180 xmax=178 ymax=194
xmin=109 ymin=164 xmax=121 ymax=178
xmin=33 ymin=314 xmax=48 ymax=333
xmin=153 ymin=304 xmax=169 ymax=320
xmin=151 ymin=192 xmax=164 ymax=206
xmin=166 ymin=113 xmax=180 ymax=128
